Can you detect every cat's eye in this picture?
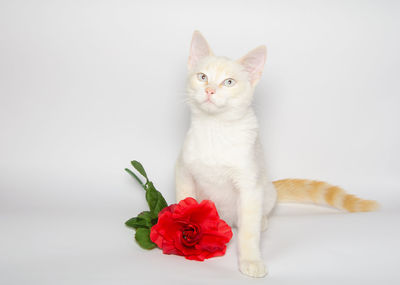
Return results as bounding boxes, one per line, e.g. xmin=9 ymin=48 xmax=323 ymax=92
xmin=223 ymin=78 xmax=236 ymax=87
xmin=197 ymin=73 xmax=208 ymax=82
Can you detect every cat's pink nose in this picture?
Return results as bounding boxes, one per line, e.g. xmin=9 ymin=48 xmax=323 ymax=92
xmin=205 ymin=87 xmax=215 ymax=96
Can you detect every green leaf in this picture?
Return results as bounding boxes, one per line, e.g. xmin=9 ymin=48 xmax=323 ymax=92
xmin=135 ymin=228 xmax=156 ymax=249
xmin=125 ymin=217 xmax=146 ymax=229
xmin=145 ymin=182 xmax=168 ymax=219
xmin=137 ymin=211 xmax=154 ymax=227
xmin=131 ymin=160 xmax=148 ymax=182
xmin=125 ymin=211 xmax=153 ymax=229
xmin=125 ymin=168 xmax=145 ymax=188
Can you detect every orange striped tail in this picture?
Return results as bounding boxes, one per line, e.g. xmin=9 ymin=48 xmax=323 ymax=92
xmin=273 ymin=178 xmax=379 ymax=212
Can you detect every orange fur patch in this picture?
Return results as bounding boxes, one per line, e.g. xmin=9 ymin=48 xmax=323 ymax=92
xmin=274 ymin=178 xmax=379 ymax=213
xmin=325 ymin=186 xmax=343 ymax=206
xmin=343 ymin=195 xmax=359 ymax=212
xmin=359 ymin=200 xmax=379 ymax=212
xmin=309 ymin=181 xmax=327 ymax=203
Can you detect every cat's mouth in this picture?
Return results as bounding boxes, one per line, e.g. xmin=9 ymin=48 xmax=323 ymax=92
xmin=203 ymin=98 xmax=217 ymax=106
xmin=196 ymin=98 xmax=222 ymax=113
xmin=190 ymin=94 xmax=224 ymax=113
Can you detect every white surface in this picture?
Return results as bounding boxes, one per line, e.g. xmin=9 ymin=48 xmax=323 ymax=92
xmin=1 ymin=0 xmax=399 ymax=284
xmin=1 ymin=201 xmax=400 ymax=284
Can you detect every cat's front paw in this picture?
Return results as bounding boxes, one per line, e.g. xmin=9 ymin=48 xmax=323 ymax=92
xmin=239 ymin=259 xmax=268 ymax=278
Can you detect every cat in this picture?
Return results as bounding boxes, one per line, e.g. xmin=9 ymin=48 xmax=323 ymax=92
xmin=175 ymin=31 xmax=378 ymax=278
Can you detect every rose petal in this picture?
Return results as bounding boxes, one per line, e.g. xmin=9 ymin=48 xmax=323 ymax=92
xmin=173 ymin=230 xmax=202 ymax=257
xmin=196 ymin=220 xmax=232 ymax=252
xmin=172 ymin=198 xmax=198 ymax=222
xmin=152 ymin=208 xmax=181 ymax=241
xmin=189 ymin=200 xmax=220 ymax=225
xmin=173 ymin=199 xmax=221 ymax=232
xmin=184 ymin=253 xmax=206 ymax=261
xmin=159 ymin=204 xmax=176 ymax=216
xmin=161 ymin=239 xmax=183 ymax=256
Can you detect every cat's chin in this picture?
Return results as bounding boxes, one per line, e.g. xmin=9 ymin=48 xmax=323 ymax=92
xmin=196 ymin=101 xmax=225 ymax=115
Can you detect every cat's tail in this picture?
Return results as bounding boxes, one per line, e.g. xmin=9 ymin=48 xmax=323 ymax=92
xmin=273 ymin=178 xmax=379 ymax=212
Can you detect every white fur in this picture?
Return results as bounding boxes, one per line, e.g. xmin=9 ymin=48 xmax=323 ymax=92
xmin=175 ymin=31 xmax=276 ymax=278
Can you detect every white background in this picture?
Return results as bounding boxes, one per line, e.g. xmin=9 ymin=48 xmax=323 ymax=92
xmin=1 ymin=0 xmax=399 ymax=284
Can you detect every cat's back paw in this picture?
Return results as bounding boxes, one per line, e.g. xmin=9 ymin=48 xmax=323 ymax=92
xmin=239 ymin=259 xmax=268 ymax=278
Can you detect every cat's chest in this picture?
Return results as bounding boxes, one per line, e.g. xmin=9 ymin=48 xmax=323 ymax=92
xmin=181 ymin=122 xmax=256 ymax=169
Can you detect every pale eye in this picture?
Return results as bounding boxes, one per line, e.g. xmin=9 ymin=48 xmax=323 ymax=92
xmin=197 ymin=73 xmax=208 ymax=82
xmin=223 ymin=78 xmax=236 ymax=87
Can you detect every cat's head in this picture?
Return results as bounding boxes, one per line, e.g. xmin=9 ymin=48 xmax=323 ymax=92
xmin=186 ymin=31 xmax=266 ymax=117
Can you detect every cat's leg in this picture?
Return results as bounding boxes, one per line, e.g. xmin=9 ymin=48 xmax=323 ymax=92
xmin=261 ymin=215 xmax=269 ymax=232
xmin=262 ymin=182 xmax=277 ymax=232
xmin=175 ymin=158 xmax=196 ymax=202
xmin=235 ymin=172 xmax=267 ymax=278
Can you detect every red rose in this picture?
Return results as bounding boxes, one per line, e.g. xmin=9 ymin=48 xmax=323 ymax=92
xmin=150 ymin=197 xmax=233 ymax=261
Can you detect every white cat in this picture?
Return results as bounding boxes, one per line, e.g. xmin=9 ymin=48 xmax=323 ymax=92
xmin=175 ymin=31 xmax=378 ymax=278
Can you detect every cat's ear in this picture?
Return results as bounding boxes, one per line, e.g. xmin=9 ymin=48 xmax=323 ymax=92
xmin=188 ymin=31 xmax=213 ymax=70
xmin=237 ymin=45 xmax=267 ymax=85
